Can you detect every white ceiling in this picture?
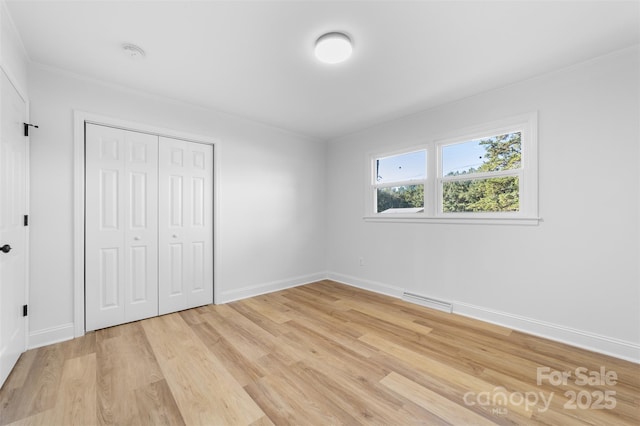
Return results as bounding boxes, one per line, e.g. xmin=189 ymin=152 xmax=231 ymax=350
xmin=6 ymin=0 xmax=640 ymax=140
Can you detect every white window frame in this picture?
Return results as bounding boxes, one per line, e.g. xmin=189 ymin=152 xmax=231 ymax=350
xmin=365 ymin=113 xmax=539 ymax=225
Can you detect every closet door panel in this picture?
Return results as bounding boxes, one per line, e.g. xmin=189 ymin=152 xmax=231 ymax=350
xmin=159 ymin=140 xmax=188 ymax=313
xmin=123 ymin=130 xmax=158 ymax=323
xmin=159 ymin=137 xmax=213 ymax=314
xmin=86 ymin=124 xmax=158 ymax=331
xmin=187 ymin=142 xmax=213 ymax=308
xmin=86 ymin=125 xmax=126 ymax=331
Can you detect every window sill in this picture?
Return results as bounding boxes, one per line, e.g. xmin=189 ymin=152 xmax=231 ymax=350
xmin=363 ymin=215 xmax=541 ymax=226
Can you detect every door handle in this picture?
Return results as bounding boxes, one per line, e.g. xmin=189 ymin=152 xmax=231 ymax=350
xmin=1 ymin=244 xmax=12 ymax=254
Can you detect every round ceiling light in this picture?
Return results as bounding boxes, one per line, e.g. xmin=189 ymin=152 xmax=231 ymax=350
xmin=314 ymin=32 xmax=352 ymax=64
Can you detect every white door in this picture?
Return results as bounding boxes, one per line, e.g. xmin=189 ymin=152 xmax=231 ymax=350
xmin=158 ymin=137 xmax=213 ymax=314
xmin=85 ymin=124 xmax=159 ymax=331
xmin=0 ymin=70 xmax=27 ymax=387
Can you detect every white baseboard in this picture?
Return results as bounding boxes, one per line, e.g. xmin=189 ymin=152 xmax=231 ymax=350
xmin=217 ymin=272 xmax=328 ymax=304
xmin=327 ymin=272 xmax=640 ymax=363
xmin=453 ymin=302 xmax=640 ymax=364
xmin=28 ymin=323 xmax=75 ymax=350
xmin=327 ymin=272 xmax=404 ymax=298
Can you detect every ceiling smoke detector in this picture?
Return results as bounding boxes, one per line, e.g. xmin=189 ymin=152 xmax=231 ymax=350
xmin=122 ymin=43 xmax=146 ymax=59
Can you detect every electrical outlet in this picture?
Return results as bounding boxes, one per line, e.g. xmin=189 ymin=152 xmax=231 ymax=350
xmin=359 ymin=257 xmax=365 ymax=267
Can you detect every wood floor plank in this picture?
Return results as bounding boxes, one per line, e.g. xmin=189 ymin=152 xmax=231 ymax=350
xmin=242 ymin=294 xmax=293 ymax=325
xmin=252 ymin=348 xmax=378 ymax=425
xmin=381 ymin=371 xmax=498 ymax=425
xmin=199 ymin=306 xmax=271 ymax=361
xmin=280 ymin=288 xmax=352 ymax=320
xmin=245 ymin=365 xmax=357 ymax=425
xmin=1 ymin=280 xmax=638 ymax=425
xmin=286 ymin=361 xmax=392 ymax=424
xmin=281 ymin=320 xmax=390 ymax=381
xmin=287 ymin=283 xmax=341 ymax=303
xmin=96 ymin=322 xmax=163 ymax=425
xmin=50 ymin=353 xmax=97 ymax=425
xmin=191 ymin=321 xmax=267 ymax=387
xmin=394 ymin=300 xmax=513 ymax=337
xmin=227 ymin=301 xmax=286 ymax=337
xmin=8 ymin=354 xmax=97 ymax=426
xmin=332 ymin=307 xmax=437 ymax=344
xmin=178 ymin=308 xmax=205 ymax=326
xmin=142 ymin=313 xmax=265 ymax=425
xmin=0 ymin=350 xmax=37 ymax=392
xmin=0 ymin=345 xmax=65 ymax=425
xmin=248 ymin=415 xmax=276 ymax=426
xmin=133 ymin=379 xmax=185 ymax=426
xmin=288 ymin=356 xmax=408 ymax=424
xmin=276 ymin=304 xmax=378 ymax=359
xmin=200 ymin=305 xmax=307 ymax=366
xmin=279 ymin=296 xmax=366 ymax=340
xmin=58 ymin=332 xmax=96 ymax=360
xmin=334 ymin=297 xmax=434 ymax=336
xmin=359 ymin=332 xmax=534 ymax=419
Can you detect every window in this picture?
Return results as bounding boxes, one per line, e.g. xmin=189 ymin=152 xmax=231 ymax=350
xmin=366 ymin=113 xmax=538 ymax=224
xmin=374 ymin=149 xmax=426 ymax=214
xmin=439 ymin=131 xmax=522 ymax=214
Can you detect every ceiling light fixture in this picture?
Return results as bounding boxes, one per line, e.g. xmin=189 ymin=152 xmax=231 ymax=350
xmin=314 ymin=32 xmax=352 ymax=64
xmin=122 ymin=43 xmax=146 ymax=59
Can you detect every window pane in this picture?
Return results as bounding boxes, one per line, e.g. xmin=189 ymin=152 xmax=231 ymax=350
xmin=442 ymin=176 xmax=519 ymax=213
xmin=442 ymin=132 xmax=521 ymax=176
xmin=377 ymin=184 xmax=424 ymax=213
xmin=376 ymin=150 xmax=426 ymax=184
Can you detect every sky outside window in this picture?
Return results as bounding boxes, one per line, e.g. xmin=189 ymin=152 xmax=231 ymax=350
xmin=376 ymin=150 xmax=426 ymax=184
xmin=442 ymin=132 xmax=521 ymax=176
xmin=442 ymin=139 xmax=487 ymax=176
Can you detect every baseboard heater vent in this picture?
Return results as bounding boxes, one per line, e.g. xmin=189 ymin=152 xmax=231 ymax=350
xmin=402 ymin=292 xmax=453 ymax=313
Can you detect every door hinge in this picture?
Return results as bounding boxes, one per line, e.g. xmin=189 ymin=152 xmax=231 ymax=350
xmin=23 ymin=123 xmax=39 ymax=137
xmin=24 ymin=215 xmax=28 ymax=226
xmin=23 ymin=305 xmax=28 ymax=317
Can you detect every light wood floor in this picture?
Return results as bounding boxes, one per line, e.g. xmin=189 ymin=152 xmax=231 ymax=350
xmin=1 ymin=280 xmax=638 ymax=425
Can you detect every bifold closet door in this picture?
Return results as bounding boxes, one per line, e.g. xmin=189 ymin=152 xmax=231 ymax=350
xmin=158 ymin=137 xmax=213 ymax=314
xmin=85 ymin=124 xmax=159 ymax=331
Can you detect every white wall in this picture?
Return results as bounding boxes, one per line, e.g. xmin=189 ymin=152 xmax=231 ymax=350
xmin=27 ymin=65 xmax=326 ymax=345
xmin=0 ymin=0 xmax=28 ymax=92
xmin=326 ymin=46 xmax=640 ymax=361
